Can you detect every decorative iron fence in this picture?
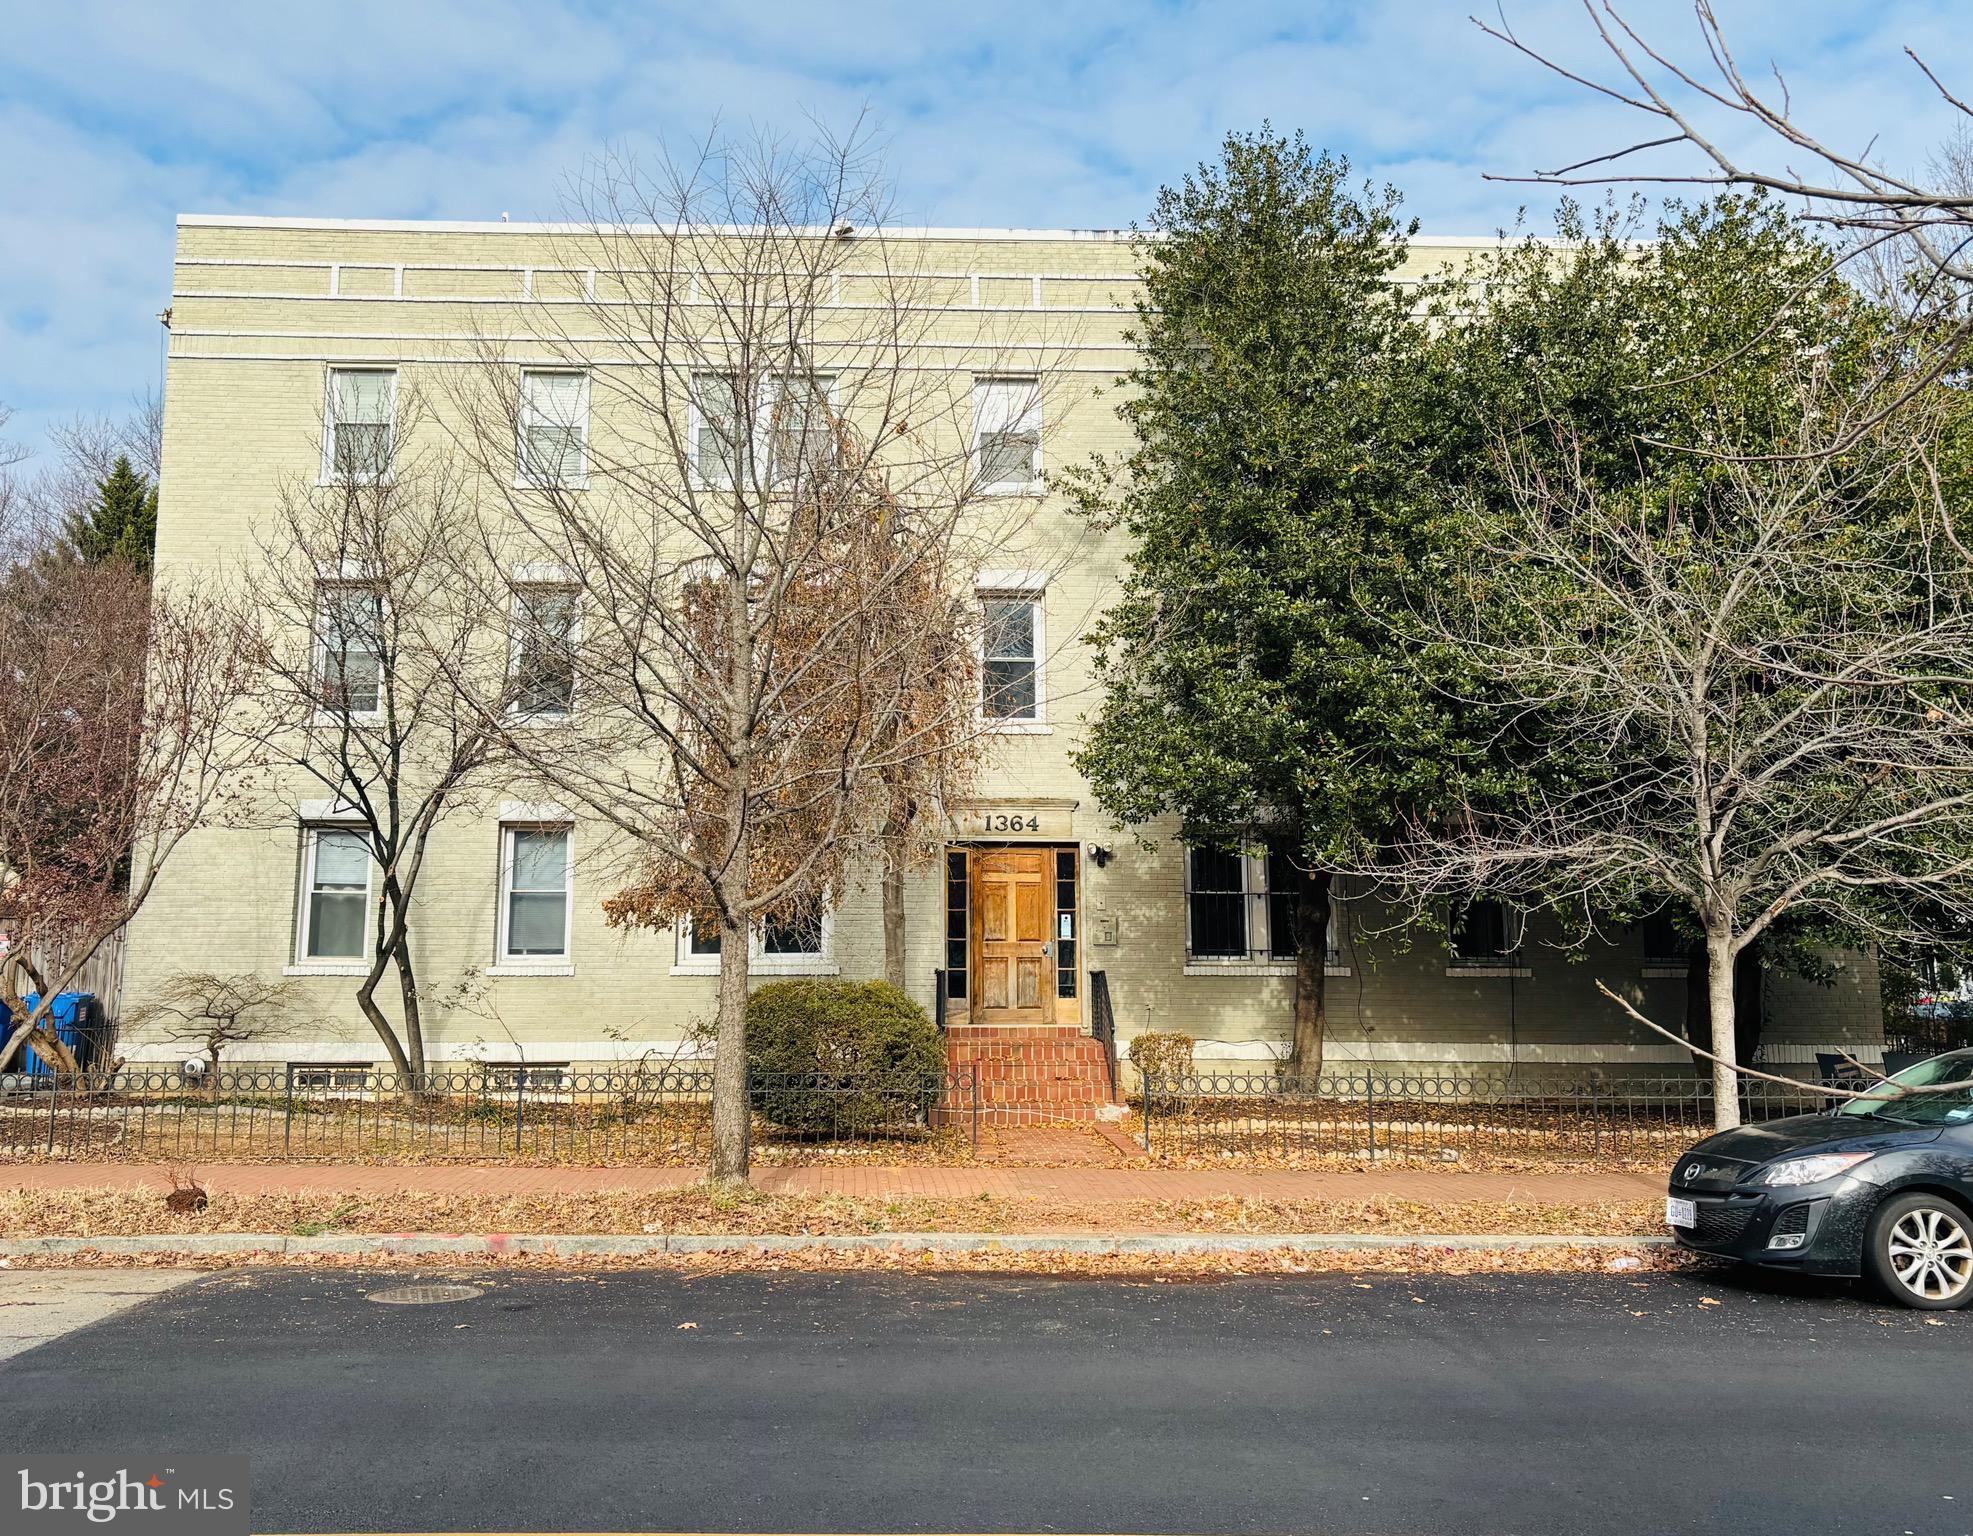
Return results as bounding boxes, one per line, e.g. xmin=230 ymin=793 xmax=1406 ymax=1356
xmin=1138 ymin=1070 xmax=1841 ymax=1165
xmin=0 ymin=1066 xmax=979 ymax=1164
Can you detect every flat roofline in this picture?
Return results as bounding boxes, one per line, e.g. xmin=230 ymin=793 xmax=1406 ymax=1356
xmin=175 ymin=212 xmax=1554 ymax=247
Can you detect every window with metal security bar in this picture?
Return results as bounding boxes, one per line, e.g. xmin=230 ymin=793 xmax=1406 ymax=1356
xmin=1185 ymin=844 xmax=1340 ymax=964
xmin=484 ymin=1062 xmax=568 ymax=1091
xmin=289 ymin=1063 xmax=371 ymax=1090
xmin=1451 ymin=899 xmax=1520 ymax=963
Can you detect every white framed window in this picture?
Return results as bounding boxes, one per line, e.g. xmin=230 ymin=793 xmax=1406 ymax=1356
xmin=1184 ymin=845 xmax=1343 ymax=967
xmin=691 ymin=373 xmax=744 ymax=489
xmin=690 ymin=372 xmax=834 ymax=489
xmin=672 ymin=899 xmax=835 ymax=976
xmin=296 ymin=826 xmax=372 ymax=964
xmin=980 ymin=591 xmax=1044 ymax=724
xmin=496 ymin=824 xmax=573 ymax=968
xmin=313 ymin=581 xmax=384 ymax=719
xmin=517 ymin=370 xmax=588 ymax=487
xmin=509 ymin=584 xmax=578 ymax=718
xmin=973 ymin=377 xmax=1043 ymax=493
xmin=323 ymin=368 xmax=396 ymax=483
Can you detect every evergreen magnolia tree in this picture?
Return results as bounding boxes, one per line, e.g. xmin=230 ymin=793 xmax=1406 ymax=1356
xmin=73 ymin=454 xmax=158 ymax=573
xmin=1072 ymin=130 xmax=1491 ymax=1077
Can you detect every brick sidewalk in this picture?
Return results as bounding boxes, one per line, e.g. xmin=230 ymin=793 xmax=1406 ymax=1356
xmin=3 ymin=1160 xmax=1661 ymax=1206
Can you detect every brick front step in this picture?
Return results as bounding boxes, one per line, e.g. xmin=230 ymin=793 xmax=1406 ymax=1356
xmin=945 ymin=1024 xmax=1118 ymax=1123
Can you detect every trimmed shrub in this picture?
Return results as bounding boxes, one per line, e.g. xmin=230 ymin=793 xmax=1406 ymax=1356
xmin=1127 ymin=1031 xmax=1195 ymax=1107
xmin=746 ymin=979 xmax=946 ymax=1134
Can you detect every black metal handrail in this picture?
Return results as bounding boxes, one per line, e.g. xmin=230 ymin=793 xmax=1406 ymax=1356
xmin=1089 ymin=969 xmax=1118 ymax=1097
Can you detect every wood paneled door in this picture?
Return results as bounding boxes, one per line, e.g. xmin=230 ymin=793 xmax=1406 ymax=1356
xmin=971 ymin=847 xmax=1054 ymax=1024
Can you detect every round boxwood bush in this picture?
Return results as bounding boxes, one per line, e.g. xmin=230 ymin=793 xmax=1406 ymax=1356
xmin=746 ymin=979 xmax=946 ymax=1135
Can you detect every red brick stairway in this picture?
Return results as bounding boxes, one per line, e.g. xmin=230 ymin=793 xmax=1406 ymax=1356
xmin=944 ymin=1025 xmax=1119 ymax=1125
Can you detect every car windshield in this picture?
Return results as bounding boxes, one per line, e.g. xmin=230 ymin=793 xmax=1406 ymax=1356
xmin=1835 ymin=1052 xmax=1973 ymax=1125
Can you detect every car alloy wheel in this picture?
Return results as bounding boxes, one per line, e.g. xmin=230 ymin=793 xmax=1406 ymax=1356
xmin=1867 ymin=1193 xmax=1973 ymax=1309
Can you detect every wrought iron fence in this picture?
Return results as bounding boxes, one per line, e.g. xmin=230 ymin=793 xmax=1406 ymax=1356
xmin=1138 ymin=1070 xmax=1841 ymax=1165
xmin=0 ymin=1066 xmax=979 ymax=1164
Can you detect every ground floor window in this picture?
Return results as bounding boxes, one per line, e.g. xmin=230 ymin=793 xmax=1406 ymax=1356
xmin=1186 ymin=844 xmax=1337 ymax=964
xmin=298 ymin=826 xmax=371 ymax=962
xmin=1452 ymin=899 xmax=1519 ymax=963
xmin=676 ymin=900 xmax=832 ymax=973
xmin=499 ymin=824 xmax=573 ymax=962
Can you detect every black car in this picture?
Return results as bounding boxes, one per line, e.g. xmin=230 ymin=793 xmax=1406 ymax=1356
xmin=1667 ymin=1048 xmax=1973 ymax=1308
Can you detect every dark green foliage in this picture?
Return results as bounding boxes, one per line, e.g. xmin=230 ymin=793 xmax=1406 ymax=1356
xmin=1069 ymin=128 xmax=1493 ymax=872
xmin=73 ymin=455 xmax=157 ymax=574
xmin=745 ymin=979 xmax=945 ymax=1133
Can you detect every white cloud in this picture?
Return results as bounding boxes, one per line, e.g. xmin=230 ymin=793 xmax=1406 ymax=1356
xmin=3 ymin=0 xmax=1966 ymax=457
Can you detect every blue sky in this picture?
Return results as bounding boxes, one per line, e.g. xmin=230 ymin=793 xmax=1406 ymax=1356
xmin=1 ymin=0 xmax=1964 ymax=461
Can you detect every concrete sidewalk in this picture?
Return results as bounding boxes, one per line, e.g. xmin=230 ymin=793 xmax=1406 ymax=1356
xmin=2 ymin=1160 xmax=1661 ymax=1205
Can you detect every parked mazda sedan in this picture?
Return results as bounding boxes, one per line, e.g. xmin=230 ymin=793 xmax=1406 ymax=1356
xmin=1667 ymin=1049 xmax=1973 ymax=1308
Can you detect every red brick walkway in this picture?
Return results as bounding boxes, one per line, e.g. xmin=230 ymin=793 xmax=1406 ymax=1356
xmin=3 ymin=1160 xmax=1660 ymax=1206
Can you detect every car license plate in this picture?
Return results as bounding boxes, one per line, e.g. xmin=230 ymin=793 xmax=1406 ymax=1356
xmin=1665 ymin=1196 xmax=1697 ymax=1229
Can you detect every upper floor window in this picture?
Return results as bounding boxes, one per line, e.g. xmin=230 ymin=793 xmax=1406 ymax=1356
xmin=692 ymin=374 xmax=743 ymax=489
xmin=691 ymin=373 xmax=834 ymax=489
xmin=973 ymin=377 xmax=1042 ymax=493
xmin=498 ymin=824 xmax=573 ymax=963
xmin=981 ymin=592 xmax=1043 ymax=721
xmin=299 ymin=826 xmax=371 ymax=961
xmin=1186 ymin=845 xmax=1339 ymax=964
xmin=315 ymin=582 xmax=384 ymax=718
xmin=509 ymin=585 xmax=577 ymax=718
xmin=325 ymin=368 xmax=395 ymax=482
xmin=518 ymin=370 xmax=588 ymax=487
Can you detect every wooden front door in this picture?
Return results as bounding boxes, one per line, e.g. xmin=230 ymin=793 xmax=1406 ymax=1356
xmin=971 ymin=847 xmax=1053 ymax=1024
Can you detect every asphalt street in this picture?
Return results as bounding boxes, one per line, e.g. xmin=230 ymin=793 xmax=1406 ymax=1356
xmin=5 ymin=1263 xmax=1969 ymax=1534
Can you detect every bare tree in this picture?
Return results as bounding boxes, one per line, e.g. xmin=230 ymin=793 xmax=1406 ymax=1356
xmin=0 ymin=559 xmax=259 ymax=1074
xmin=441 ymin=126 xmax=1062 ymax=1182
xmin=236 ymin=390 xmax=518 ymax=1079
xmin=1478 ymin=2 xmax=1973 ymax=405
xmin=1373 ymin=370 xmax=1973 ymax=1129
xmin=1480 ymin=4 xmax=1973 ymax=273
xmin=0 ymin=404 xmax=58 ymax=569
xmin=123 ymin=971 xmax=310 ymax=1077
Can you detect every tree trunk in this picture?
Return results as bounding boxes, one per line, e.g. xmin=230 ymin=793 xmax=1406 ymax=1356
xmin=1705 ymin=929 xmax=1742 ymax=1131
xmin=1285 ymin=868 xmax=1332 ymax=1082
xmin=709 ymin=905 xmax=753 ymax=1185
xmin=390 ymin=927 xmax=426 ymax=1077
xmin=881 ymin=836 xmax=908 ymax=992
xmin=355 ymin=956 xmax=416 ymax=1081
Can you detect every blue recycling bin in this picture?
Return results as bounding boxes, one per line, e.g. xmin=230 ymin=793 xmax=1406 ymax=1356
xmin=17 ymin=992 xmax=99 ymax=1075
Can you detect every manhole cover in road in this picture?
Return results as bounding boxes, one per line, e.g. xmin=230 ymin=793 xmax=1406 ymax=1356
xmin=364 ymin=1284 xmax=484 ymax=1306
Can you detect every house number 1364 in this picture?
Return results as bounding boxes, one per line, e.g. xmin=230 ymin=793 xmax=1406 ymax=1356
xmin=982 ymin=813 xmax=1041 ymax=833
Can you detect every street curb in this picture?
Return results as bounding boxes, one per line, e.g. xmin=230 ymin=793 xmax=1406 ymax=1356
xmin=0 ymin=1231 xmax=1677 ymax=1260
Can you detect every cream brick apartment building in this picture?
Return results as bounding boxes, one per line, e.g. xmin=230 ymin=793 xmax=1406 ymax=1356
xmin=117 ymin=212 xmax=1883 ymax=1080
